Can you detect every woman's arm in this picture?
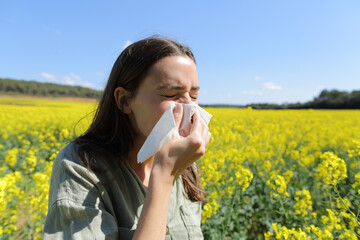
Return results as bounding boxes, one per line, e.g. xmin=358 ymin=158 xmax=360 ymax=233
xmin=133 ymin=104 xmax=211 ymax=239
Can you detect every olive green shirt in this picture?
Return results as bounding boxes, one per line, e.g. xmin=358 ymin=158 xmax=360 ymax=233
xmin=43 ymin=143 xmax=203 ymax=239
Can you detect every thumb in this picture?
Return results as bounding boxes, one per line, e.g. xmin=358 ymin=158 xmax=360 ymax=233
xmin=173 ymin=103 xmax=183 ymax=130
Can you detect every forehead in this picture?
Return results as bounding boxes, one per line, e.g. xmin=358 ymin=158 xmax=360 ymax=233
xmin=144 ymin=56 xmax=199 ymax=89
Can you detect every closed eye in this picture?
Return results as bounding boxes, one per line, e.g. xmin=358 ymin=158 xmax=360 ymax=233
xmin=162 ymin=94 xmax=197 ymax=100
xmin=163 ymin=95 xmax=176 ymax=98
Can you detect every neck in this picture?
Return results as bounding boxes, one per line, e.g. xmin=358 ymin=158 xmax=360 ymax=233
xmin=127 ymin=137 xmax=154 ymax=188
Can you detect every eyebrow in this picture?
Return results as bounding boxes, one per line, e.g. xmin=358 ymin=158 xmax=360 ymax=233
xmin=156 ymin=85 xmax=200 ymax=91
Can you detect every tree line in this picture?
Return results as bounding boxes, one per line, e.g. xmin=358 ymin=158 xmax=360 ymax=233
xmin=0 ymin=78 xmax=101 ymax=99
xmin=1 ymin=78 xmax=359 ymax=109
xmin=202 ymin=89 xmax=360 ymax=109
xmin=248 ymin=89 xmax=360 ymax=109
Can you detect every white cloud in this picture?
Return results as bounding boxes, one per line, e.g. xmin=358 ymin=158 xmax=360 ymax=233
xmin=96 ymin=72 xmax=104 ymax=77
xmin=69 ymin=73 xmax=82 ymax=82
xmin=263 ymin=82 xmax=282 ymax=90
xmin=40 ymin=72 xmax=56 ymax=80
xmin=123 ymin=40 xmax=132 ymax=49
xmin=254 ymin=76 xmax=260 ymax=81
xmin=39 ymin=72 xmax=101 ymax=90
xmin=62 ymin=74 xmax=102 ymax=90
xmin=242 ymin=90 xmax=263 ymax=96
xmin=62 ymin=73 xmax=88 ymax=87
xmin=63 ymin=76 xmax=75 ymax=85
xmin=93 ymin=85 xmax=104 ymax=91
xmin=83 ymin=82 xmax=95 ymax=88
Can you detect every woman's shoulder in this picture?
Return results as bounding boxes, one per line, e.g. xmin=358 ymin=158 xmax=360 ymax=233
xmin=44 ymin=144 xmax=120 ymax=239
xmin=53 ymin=142 xmax=79 ymax=166
xmin=54 ymin=142 xmax=105 ymax=173
xmin=48 ymin=143 xmax=105 ymax=207
xmin=55 ymin=142 xmax=86 ymax=164
xmin=52 ymin=142 xmax=132 ymax=188
xmin=50 ymin=142 xmax=104 ymax=194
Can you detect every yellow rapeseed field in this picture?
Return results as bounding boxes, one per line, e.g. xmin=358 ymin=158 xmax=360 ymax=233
xmin=1 ymin=97 xmax=359 ymax=239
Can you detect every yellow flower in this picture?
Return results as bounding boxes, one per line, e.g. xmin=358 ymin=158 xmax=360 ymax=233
xmin=25 ymin=150 xmax=37 ymax=172
xmin=316 ymin=152 xmax=347 ymax=185
xmin=307 ymin=224 xmax=333 ymax=239
xmin=283 ymin=170 xmax=294 ymax=183
xmin=271 ymin=223 xmax=309 ymax=239
xmin=339 ymin=229 xmax=357 ymax=240
xmin=352 ymin=172 xmax=360 ymax=189
xmin=235 ymin=165 xmax=253 ymax=191
xmin=264 ymin=231 xmax=274 ymax=239
xmin=266 ymin=174 xmax=290 ymax=198
xmin=60 ymin=128 xmax=70 ymax=140
xmin=321 ymin=209 xmax=342 ymax=232
xmin=294 ymin=189 xmax=312 ymax=217
xmin=2 ymin=98 xmax=360 ymax=238
xmin=0 ymin=179 xmax=7 ymax=213
xmin=4 ymin=148 xmax=19 ymax=167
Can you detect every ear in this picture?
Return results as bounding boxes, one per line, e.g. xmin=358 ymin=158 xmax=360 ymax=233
xmin=114 ymin=87 xmax=132 ymax=114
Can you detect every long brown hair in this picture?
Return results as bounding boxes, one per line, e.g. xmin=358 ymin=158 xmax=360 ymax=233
xmin=74 ymin=37 xmax=206 ymax=203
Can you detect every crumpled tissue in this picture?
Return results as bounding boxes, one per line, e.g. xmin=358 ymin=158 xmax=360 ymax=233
xmin=137 ymin=102 xmax=212 ymax=163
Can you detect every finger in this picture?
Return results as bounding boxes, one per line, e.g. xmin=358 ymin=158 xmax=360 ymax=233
xmin=204 ymin=131 xmax=211 ymax=146
xmin=173 ymin=103 xmax=183 ymax=130
xmin=197 ymin=123 xmax=210 ymax=150
xmin=193 ymin=112 xmax=211 ymax=147
xmin=191 ymin=111 xmax=209 ymax=134
xmin=190 ymin=111 xmax=201 ymax=132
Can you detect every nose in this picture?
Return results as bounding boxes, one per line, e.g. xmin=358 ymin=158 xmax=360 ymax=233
xmin=177 ymin=93 xmax=192 ymax=104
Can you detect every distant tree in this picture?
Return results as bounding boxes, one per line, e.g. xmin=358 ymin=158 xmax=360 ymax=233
xmin=5 ymin=85 xmax=15 ymax=92
xmin=349 ymin=90 xmax=360 ymax=108
xmin=0 ymin=78 xmax=102 ymax=99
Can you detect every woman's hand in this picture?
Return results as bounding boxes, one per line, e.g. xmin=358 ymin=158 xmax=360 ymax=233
xmin=152 ymin=103 xmax=211 ymax=183
xmin=133 ymin=104 xmax=210 ymax=240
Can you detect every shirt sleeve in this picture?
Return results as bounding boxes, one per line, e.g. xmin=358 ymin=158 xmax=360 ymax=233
xmin=43 ymin=144 xmax=133 ymax=240
xmin=43 ymin=198 xmax=119 ymax=240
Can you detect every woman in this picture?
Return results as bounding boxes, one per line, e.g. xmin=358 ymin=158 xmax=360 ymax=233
xmin=43 ymin=37 xmax=211 ymax=239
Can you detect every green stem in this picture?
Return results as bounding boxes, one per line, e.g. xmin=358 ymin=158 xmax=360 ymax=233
xmin=279 ymin=195 xmax=288 ymax=220
xmin=325 ymin=186 xmax=337 ymax=235
xmin=326 ymin=187 xmax=333 ymax=211
xmin=222 ymin=186 xmax=239 ymax=238
xmin=334 ymin=185 xmax=360 ymax=228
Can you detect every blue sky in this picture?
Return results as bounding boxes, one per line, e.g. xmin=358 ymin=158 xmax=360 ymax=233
xmin=1 ymin=1 xmax=359 ymax=105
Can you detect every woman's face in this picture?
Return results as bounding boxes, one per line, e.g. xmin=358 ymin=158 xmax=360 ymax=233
xmin=128 ymin=55 xmax=199 ymax=142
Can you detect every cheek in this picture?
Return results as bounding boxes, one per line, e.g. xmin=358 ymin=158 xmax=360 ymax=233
xmin=157 ymin=101 xmax=173 ymax=115
xmin=148 ymin=102 xmax=172 ymax=129
xmin=136 ymin=101 xmax=172 ymax=137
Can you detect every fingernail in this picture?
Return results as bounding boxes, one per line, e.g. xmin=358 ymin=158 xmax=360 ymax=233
xmin=174 ymin=104 xmax=180 ymax=111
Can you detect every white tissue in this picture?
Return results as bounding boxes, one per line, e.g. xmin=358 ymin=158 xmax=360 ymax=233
xmin=137 ymin=102 xmax=212 ymax=163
